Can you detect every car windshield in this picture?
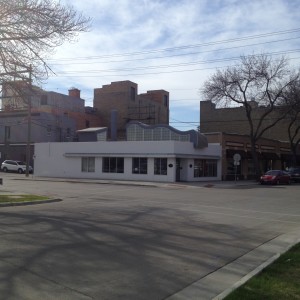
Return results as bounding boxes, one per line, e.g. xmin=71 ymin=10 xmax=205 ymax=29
xmin=265 ymin=170 xmax=280 ymax=176
xmin=288 ymin=167 xmax=300 ymax=173
xmin=16 ymin=161 xmax=26 ymax=165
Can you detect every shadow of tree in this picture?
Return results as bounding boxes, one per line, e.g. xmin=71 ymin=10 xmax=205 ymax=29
xmin=0 ymin=203 xmax=279 ymax=300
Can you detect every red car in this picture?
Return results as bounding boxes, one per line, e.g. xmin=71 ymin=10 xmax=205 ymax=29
xmin=260 ymin=170 xmax=291 ymax=185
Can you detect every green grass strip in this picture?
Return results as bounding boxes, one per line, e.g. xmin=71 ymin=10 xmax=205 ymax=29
xmin=0 ymin=194 xmax=50 ymax=203
xmin=225 ymin=243 xmax=300 ymax=300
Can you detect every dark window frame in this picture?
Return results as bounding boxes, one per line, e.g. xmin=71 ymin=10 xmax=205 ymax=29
xmin=194 ymin=159 xmax=217 ymax=177
xmin=154 ymin=158 xmax=168 ymax=175
xmin=130 ymin=87 xmax=136 ymax=101
xmin=132 ymin=157 xmax=148 ymax=174
xmin=102 ymin=157 xmax=124 ymax=173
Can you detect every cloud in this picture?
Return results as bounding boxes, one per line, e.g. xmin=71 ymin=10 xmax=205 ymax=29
xmin=45 ymin=0 xmax=300 ymax=130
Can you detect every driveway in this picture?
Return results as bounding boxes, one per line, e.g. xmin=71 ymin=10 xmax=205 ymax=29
xmin=0 ymin=174 xmax=300 ymax=299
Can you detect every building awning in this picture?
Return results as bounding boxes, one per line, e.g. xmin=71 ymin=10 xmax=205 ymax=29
xmin=226 ymin=149 xmax=281 ymax=160
xmin=226 ymin=149 xmax=248 ymax=158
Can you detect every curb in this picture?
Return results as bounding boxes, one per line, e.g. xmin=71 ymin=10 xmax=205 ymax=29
xmin=212 ymin=253 xmax=280 ymax=300
xmin=0 ymin=198 xmax=62 ymax=207
xmin=212 ymin=233 xmax=300 ymax=300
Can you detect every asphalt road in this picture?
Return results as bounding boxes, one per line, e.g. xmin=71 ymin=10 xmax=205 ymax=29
xmin=0 ymin=174 xmax=300 ymax=300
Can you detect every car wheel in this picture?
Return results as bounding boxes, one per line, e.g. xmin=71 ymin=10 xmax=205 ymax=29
xmin=3 ymin=167 xmax=8 ymax=172
xmin=18 ymin=168 xmax=23 ymax=174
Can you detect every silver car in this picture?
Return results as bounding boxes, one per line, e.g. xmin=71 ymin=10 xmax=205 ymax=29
xmin=1 ymin=160 xmax=33 ymax=174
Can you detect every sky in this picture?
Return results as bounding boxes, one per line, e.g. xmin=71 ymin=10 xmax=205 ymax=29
xmin=43 ymin=0 xmax=300 ymax=131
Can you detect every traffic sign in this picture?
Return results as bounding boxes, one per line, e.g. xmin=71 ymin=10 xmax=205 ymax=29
xmin=233 ymin=153 xmax=241 ymax=161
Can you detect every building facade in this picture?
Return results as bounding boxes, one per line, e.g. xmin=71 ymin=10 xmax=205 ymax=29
xmin=94 ymin=81 xmax=169 ymax=139
xmin=200 ymin=100 xmax=299 ymax=142
xmin=200 ymin=100 xmax=300 ymax=179
xmin=205 ymin=132 xmax=298 ymax=180
xmin=0 ymin=84 xmax=101 ymax=164
xmin=34 ymin=122 xmax=222 ymax=183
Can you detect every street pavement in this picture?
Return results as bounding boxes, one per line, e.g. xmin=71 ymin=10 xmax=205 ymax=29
xmin=0 ymin=173 xmax=300 ymax=300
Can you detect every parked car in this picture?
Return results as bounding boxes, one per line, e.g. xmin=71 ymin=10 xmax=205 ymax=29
xmin=1 ymin=160 xmax=33 ymax=174
xmin=287 ymin=167 xmax=300 ymax=183
xmin=260 ymin=170 xmax=291 ymax=185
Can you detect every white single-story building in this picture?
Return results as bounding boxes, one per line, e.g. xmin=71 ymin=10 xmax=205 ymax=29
xmin=34 ymin=122 xmax=222 ymax=183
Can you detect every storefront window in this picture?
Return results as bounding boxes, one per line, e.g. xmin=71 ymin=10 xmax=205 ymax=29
xmin=102 ymin=157 xmax=124 ymax=173
xmin=81 ymin=157 xmax=95 ymax=172
xmin=132 ymin=158 xmax=147 ymax=174
xmin=154 ymin=158 xmax=167 ymax=175
xmin=194 ymin=159 xmax=217 ymax=177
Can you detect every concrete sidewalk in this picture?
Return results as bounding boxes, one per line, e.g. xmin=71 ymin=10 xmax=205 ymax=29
xmin=13 ymin=174 xmax=260 ymax=189
xmin=167 ymin=229 xmax=300 ymax=299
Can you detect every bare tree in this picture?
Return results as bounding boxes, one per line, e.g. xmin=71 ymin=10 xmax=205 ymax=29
xmin=282 ymin=81 xmax=300 ymax=166
xmin=202 ymin=54 xmax=300 ymax=178
xmin=0 ymin=0 xmax=91 ymax=85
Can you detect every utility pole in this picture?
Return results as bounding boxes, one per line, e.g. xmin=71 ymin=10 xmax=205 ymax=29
xmin=25 ymin=65 xmax=32 ymax=177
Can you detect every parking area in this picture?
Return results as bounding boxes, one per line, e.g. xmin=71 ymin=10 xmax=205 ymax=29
xmin=0 ymin=174 xmax=300 ymax=300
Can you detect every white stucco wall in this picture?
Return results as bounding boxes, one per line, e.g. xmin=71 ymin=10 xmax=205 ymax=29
xmin=34 ymin=141 xmax=221 ymax=182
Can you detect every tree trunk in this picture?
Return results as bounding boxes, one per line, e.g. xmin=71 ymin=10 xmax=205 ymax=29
xmin=291 ymin=145 xmax=298 ymax=166
xmin=250 ymin=138 xmax=261 ymax=180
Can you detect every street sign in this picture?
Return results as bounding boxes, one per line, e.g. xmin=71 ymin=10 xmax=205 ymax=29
xmin=233 ymin=153 xmax=241 ymax=162
xmin=233 ymin=153 xmax=241 ymax=183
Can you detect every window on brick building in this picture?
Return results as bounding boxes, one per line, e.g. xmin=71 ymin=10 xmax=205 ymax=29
xmin=4 ymin=126 xmax=10 ymax=141
xmin=47 ymin=125 xmax=52 ymax=136
xmin=164 ymin=95 xmax=168 ymax=107
xmin=194 ymin=159 xmax=217 ymax=177
xmin=66 ymin=128 xmax=71 ymax=139
xmin=130 ymin=87 xmax=136 ymax=101
xmin=41 ymin=95 xmax=48 ymax=105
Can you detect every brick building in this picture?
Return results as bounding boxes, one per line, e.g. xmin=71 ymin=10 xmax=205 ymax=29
xmin=0 ymin=84 xmax=102 ymax=165
xmin=200 ymin=100 xmax=300 ymax=179
xmin=205 ymin=132 xmax=296 ymax=180
xmin=94 ymin=80 xmax=169 ymax=139
xmin=200 ymin=100 xmax=296 ymax=141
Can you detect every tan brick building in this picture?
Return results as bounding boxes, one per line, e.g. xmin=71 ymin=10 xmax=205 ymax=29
xmin=205 ymin=132 xmax=295 ymax=180
xmin=200 ymin=100 xmax=296 ymax=141
xmin=200 ymin=101 xmax=300 ymax=180
xmin=94 ymin=81 xmax=169 ymax=139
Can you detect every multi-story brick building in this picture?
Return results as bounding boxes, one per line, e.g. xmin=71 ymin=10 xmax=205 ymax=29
xmin=1 ymin=80 xmax=171 ymax=166
xmin=94 ymin=80 xmax=169 ymax=139
xmin=0 ymin=84 xmax=101 ymax=164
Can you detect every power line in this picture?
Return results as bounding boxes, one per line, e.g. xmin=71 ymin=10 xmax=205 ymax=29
xmin=48 ymin=55 xmax=300 ymax=78
xmin=49 ymin=28 xmax=300 ymax=62
xmin=53 ymin=49 xmax=300 ymax=75
xmin=50 ymin=36 xmax=300 ymax=66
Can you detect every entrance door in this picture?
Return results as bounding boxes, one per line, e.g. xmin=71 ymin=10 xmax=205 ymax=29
xmin=176 ymin=158 xmax=181 ymax=182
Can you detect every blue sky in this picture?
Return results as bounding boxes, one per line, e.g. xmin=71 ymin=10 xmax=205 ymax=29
xmin=44 ymin=0 xmax=300 ymax=131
